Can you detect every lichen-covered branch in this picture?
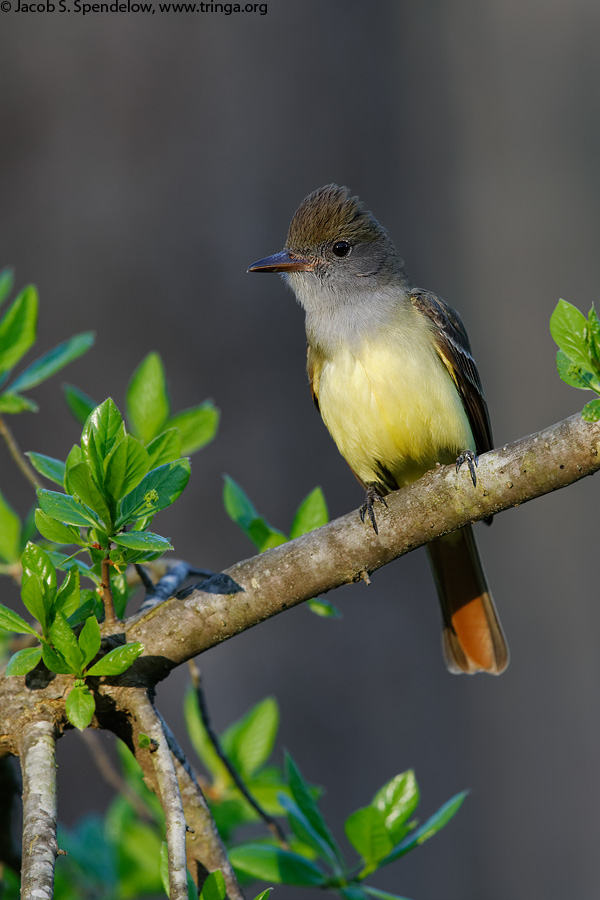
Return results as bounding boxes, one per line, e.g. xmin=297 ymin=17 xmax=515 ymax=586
xmin=19 ymin=719 xmax=58 ymax=900
xmin=128 ymin=413 xmax=600 ymax=669
xmin=131 ymin=692 xmax=188 ymax=900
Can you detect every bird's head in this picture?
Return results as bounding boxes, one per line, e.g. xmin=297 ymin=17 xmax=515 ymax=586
xmin=248 ymin=185 xmax=405 ymax=311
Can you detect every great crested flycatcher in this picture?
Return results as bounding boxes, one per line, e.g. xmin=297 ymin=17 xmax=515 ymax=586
xmin=248 ymin=184 xmax=508 ymax=675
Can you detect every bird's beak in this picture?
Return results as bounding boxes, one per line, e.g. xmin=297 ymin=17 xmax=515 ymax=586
xmin=247 ymin=250 xmax=315 ymax=273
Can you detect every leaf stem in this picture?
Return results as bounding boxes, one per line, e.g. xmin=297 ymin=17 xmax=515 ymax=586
xmin=101 ymin=554 xmax=117 ymax=626
xmin=0 ymin=413 xmax=39 ymax=491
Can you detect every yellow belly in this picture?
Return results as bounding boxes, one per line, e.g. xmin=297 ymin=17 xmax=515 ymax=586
xmin=312 ymin=331 xmax=473 ymax=490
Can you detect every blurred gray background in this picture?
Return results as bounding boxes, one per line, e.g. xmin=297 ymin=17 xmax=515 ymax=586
xmin=1 ymin=1 xmax=599 ymax=898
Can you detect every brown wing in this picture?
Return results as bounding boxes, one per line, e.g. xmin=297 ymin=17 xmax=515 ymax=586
xmin=411 ymin=290 xmax=493 ymax=454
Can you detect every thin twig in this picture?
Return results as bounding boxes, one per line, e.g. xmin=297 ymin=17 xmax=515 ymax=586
xmin=79 ymin=730 xmax=152 ymax=821
xmin=101 ymin=555 xmax=117 ymax=626
xmin=156 ymin=710 xmax=245 ymax=900
xmin=133 ymin=692 xmax=188 ymax=900
xmin=0 ymin=414 xmax=39 ymax=491
xmin=19 ymin=719 xmax=58 ymax=900
xmin=188 ymin=659 xmax=289 ymax=849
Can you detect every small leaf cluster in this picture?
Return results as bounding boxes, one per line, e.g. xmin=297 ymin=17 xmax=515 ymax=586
xmin=186 ymin=691 xmax=465 ymax=899
xmin=550 ymin=299 xmax=600 ymax=421
xmin=223 ymin=477 xmax=341 ymax=618
xmin=63 ymin=350 xmax=219 ymax=457
xmin=0 ymin=267 xmax=94 ymax=415
xmin=230 ymin=755 xmax=465 ymax=899
xmin=32 ymin=396 xmax=191 ymax=587
xmin=0 ymin=544 xmax=143 ymax=729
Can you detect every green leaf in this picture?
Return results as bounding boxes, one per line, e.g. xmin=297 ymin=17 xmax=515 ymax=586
xmin=0 ymin=488 xmax=21 ymax=563
xmin=582 ymin=398 xmax=600 ymax=422
xmin=0 ymin=285 xmax=38 ymax=376
xmin=9 ymin=331 xmax=95 ymax=392
xmin=168 ymin=401 xmax=219 ymax=455
xmin=22 ymin=542 xmax=57 ymax=610
xmin=0 ymin=603 xmax=38 ymax=636
xmin=117 ymin=459 xmax=191 ymax=527
xmin=278 ymin=792 xmax=340 ymax=865
xmin=104 ymin=435 xmax=150 ymax=507
xmin=42 ymin=643 xmax=76 ymax=674
xmin=37 ymin=489 xmax=99 ymax=528
xmin=68 ymin=590 xmax=102 ymax=627
xmin=183 ymin=685 xmax=230 ymax=785
xmin=223 ymin=476 xmax=286 ymax=551
xmin=550 ymin=299 xmax=591 ymax=369
xmin=5 ymin=646 xmax=42 ymax=676
xmin=340 ymin=887 xmax=371 ymax=900
xmin=126 ymin=352 xmax=170 ymax=443
xmin=0 ymin=267 xmax=13 ymax=305
xmin=112 ymin=531 xmax=173 ymax=553
xmin=86 ymin=641 xmax=144 ymax=676
xmin=380 ymin=791 xmax=468 ymax=867
xmin=146 ymin=428 xmax=182 ymax=467
xmin=285 ymin=753 xmax=343 ymax=865
xmin=81 ymin=398 xmax=126 ymax=487
xmin=27 ymin=452 xmax=66 ymax=487
xmin=345 ymin=806 xmax=392 ymax=868
xmin=66 ymin=462 xmax=112 ymax=528
xmin=199 ymin=869 xmax=226 ymax=900
xmin=63 ymin=383 xmax=97 ymax=426
xmin=290 ymin=486 xmax=328 ymax=538
xmin=34 ymin=509 xmax=85 ymax=547
xmin=138 ymin=732 xmax=152 ymax=749
xmin=0 ymin=392 xmax=38 ymax=413
xmin=251 ymin=891 xmax=273 ymax=900
xmin=555 ymin=350 xmax=600 ymax=392
xmin=372 ymin=770 xmax=419 ymax=844
xmin=50 ymin=611 xmax=83 ymax=674
xmin=586 ymin=304 xmax=600 ymax=370
xmin=221 ymin=697 xmax=279 ymax=778
xmin=54 ymin=568 xmax=81 ymax=618
xmin=362 ymin=887 xmax=413 ymax=900
xmin=21 ymin=574 xmax=47 ymax=633
xmin=65 ymin=681 xmax=96 ymax=730
xmin=307 ymin=598 xmax=342 ymax=618
xmin=229 ymin=843 xmax=324 ymax=886
xmin=79 ymin=615 xmax=101 ymax=668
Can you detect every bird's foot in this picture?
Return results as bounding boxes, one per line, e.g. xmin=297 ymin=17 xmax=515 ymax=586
xmin=456 ymin=449 xmax=478 ymax=487
xmin=359 ymin=485 xmax=387 ymax=535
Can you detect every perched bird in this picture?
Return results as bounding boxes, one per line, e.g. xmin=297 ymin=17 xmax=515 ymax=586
xmin=248 ymin=185 xmax=508 ymax=674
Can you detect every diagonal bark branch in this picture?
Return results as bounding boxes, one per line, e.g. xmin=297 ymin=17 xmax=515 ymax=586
xmin=19 ymin=719 xmax=58 ymax=900
xmin=131 ymin=692 xmax=188 ymax=900
xmin=127 ymin=413 xmax=600 ymax=671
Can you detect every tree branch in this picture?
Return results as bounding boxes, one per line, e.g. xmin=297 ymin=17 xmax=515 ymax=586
xmin=128 ymin=413 xmax=600 ymax=671
xmin=156 ymin=710 xmax=245 ymax=900
xmin=130 ymin=692 xmax=188 ymax=900
xmin=19 ymin=719 xmax=58 ymax=900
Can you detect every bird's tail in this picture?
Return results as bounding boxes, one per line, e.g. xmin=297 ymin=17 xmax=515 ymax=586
xmin=426 ymin=525 xmax=508 ymax=674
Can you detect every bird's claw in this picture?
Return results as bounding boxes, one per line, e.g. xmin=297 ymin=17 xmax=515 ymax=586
xmin=456 ymin=449 xmax=478 ymax=487
xmin=359 ymin=486 xmax=387 ymax=534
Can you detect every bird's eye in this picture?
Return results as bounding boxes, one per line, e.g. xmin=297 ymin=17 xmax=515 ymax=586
xmin=332 ymin=240 xmax=351 ymax=258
